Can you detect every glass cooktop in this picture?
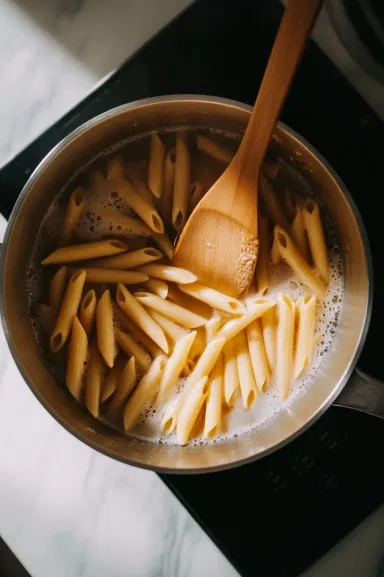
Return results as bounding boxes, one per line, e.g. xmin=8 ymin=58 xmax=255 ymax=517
xmin=1 ymin=1 xmax=384 ymax=576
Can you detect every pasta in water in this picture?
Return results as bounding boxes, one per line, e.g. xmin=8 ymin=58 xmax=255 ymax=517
xmin=29 ymin=128 xmax=344 ymax=446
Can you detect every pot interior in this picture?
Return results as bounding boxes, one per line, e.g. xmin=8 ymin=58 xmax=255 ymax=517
xmin=1 ymin=97 xmax=370 ymax=472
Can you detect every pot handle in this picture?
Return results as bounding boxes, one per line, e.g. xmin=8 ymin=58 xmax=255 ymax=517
xmin=333 ymin=368 xmax=384 ymax=419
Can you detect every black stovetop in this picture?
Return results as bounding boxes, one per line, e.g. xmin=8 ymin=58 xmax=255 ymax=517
xmin=1 ymin=1 xmax=384 ymax=576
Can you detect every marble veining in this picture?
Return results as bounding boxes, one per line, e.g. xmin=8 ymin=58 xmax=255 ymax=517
xmin=1 ymin=1 xmax=384 ymax=576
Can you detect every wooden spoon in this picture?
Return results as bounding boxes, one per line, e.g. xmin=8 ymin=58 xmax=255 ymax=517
xmin=172 ymin=0 xmax=322 ymax=297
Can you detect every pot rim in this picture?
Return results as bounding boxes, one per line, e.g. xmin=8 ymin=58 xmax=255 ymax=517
xmin=0 ymin=95 xmax=373 ymax=473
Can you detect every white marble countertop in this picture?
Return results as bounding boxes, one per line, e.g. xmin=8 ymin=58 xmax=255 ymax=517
xmin=0 ymin=1 xmax=384 ymax=576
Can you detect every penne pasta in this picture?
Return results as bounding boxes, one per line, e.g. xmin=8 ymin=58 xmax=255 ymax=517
xmin=246 ymin=319 xmax=270 ymax=392
xmin=178 ymin=282 xmax=246 ymax=314
xmin=142 ymin=278 xmax=168 ymax=299
xmin=116 ymin=283 xmax=168 ymax=353
xmin=216 ymin=296 xmax=276 ymax=342
xmin=72 ymin=267 xmax=148 ymax=285
xmin=223 ymin=340 xmax=239 ymax=408
xmin=167 ymin=285 xmax=212 ymax=319
xmin=235 ymin=331 xmax=258 ymax=408
xmin=50 ymin=270 xmax=86 ymax=352
xmin=181 ymin=358 xmax=196 ymax=377
xmin=115 ymin=328 xmax=152 ymax=371
xmin=59 ymin=187 xmax=86 ymax=246
xmin=49 ymin=266 xmax=68 ymax=318
xmin=124 ymin=355 xmax=167 ymax=431
xmin=96 ymin=289 xmax=115 ymax=368
xmin=172 ymin=133 xmax=191 ymax=230
xmin=135 ymin=292 xmax=207 ymax=329
xmin=148 ymin=132 xmax=165 ymax=198
xmin=205 ymin=312 xmax=223 ymax=343
xmin=255 ymin=215 xmax=270 ymax=294
xmin=95 ymin=247 xmax=162 ymax=270
xmin=126 ymin=163 xmax=155 ymax=206
xmin=161 ymin=337 xmax=225 ymax=434
xmin=260 ymin=174 xmax=290 ymax=231
xmin=107 ymin=356 xmax=137 ymax=420
xmin=107 ymin=155 xmax=164 ymax=233
xmin=94 ymin=205 xmax=152 ymax=238
xmin=273 ymin=227 xmax=327 ymax=298
xmin=136 ymin=263 xmax=197 ymax=284
xmin=188 ymin=328 xmax=206 ymax=361
xmin=101 ymin=359 xmax=123 ymax=403
xmin=66 ymin=316 xmax=88 ymax=400
xmin=157 ymin=331 xmax=196 ymax=403
xmin=303 ymin=198 xmax=329 ymax=283
xmin=177 ymin=377 xmax=209 ymax=445
xmin=276 ymin=293 xmax=296 ymax=400
xmin=271 ymin=227 xmax=281 ymax=265
xmin=113 ymin=303 xmax=161 ymax=357
xmin=147 ymin=310 xmax=186 ymax=343
xmin=294 ymin=294 xmax=317 ymax=380
xmin=260 ymin=307 xmax=277 ymax=373
xmin=204 ymin=355 xmax=224 ymax=438
xmin=161 ymin=147 xmax=176 ymax=223
xmin=85 ymin=343 xmax=104 ymax=417
xmin=79 ymin=289 xmax=97 ymax=336
xmin=188 ymin=180 xmax=204 ymax=212
xmin=151 ymin=231 xmax=174 ymax=260
xmin=42 ymin=239 xmax=128 ymax=265
xmin=291 ymin=205 xmax=310 ymax=261
xmin=196 ymin=134 xmax=232 ymax=164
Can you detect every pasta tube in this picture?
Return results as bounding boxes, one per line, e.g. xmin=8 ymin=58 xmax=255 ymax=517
xmin=59 ymin=187 xmax=86 ymax=246
xmin=50 ymin=270 xmax=86 ymax=352
xmin=42 ymin=239 xmax=128 ymax=265
xmin=124 ymin=355 xmax=167 ymax=431
xmin=107 ymin=156 xmax=164 ymax=233
xmin=107 ymin=356 xmax=137 ymax=420
xmin=273 ymin=227 xmax=327 ymax=298
xmin=276 ymin=293 xmax=296 ymax=400
xmin=66 ymin=316 xmax=88 ymax=399
xmin=223 ymin=340 xmax=239 ymax=408
xmin=260 ymin=174 xmax=290 ymax=231
xmin=260 ymin=307 xmax=277 ymax=373
xmin=246 ymin=319 xmax=270 ymax=392
xmin=157 ymin=331 xmax=196 ymax=403
xmin=94 ymin=248 xmax=162 ymax=270
xmin=142 ymin=278 xmax=168 ymax=299
xmin=178 ymin=282 xmax=246 ymax=314
xmin=113 ymin=303 xmax=162 ymax=358
xmin=136 ymin=264 xmax=197 ymax=284
xmin=115 ymin=329 xmax=151 ymax=371
xmin=291 ymin=205 xmax=310 ymax=261
xmin=85 ymin=343 xmax=104 ymax=417
xmin=49 ymin=266 xmax=67 ymax=318
xmin=116 ymin=284 xmax=168 ymax=353
xmin=216 ymin=297 xmax=276 ymax=341
xmin=160 ymin=147 xmax=176 ymax=224
xmin=235 ymin=331 xmax=258 ymax=408
xmin=294 ymin=294 xmax=317 ymax=379
xmin=72 ymin=267 xmax=148 ymax=285
xmin=188 ymin=180 xmax=204 ymax=212
xmin=167 ymin=285 xmax=211 ymax=319
xmin=204 ymin=355 xmax=224 ymax=438
xmin=172 ymin=133 xmax=191 ymax=230
xmin=126 ymin=163 xmax=155 ymax=205
xmin=134 ymin=292 xmax=207 ymax=329
xmin=303 ymin=198 xmax=329 ymax=283
xmin=148 ymin=132 xmax=165 ymax=198
xmin=255 ymin=215 xmax=270 ymax=294
xmin=196 ymin=135 xmax=232 ymax=164
xmin=101 ymin=359 xmax=123 ymax=403
xmin=96 ymin=289 xmax=115 ymax=368
xmin=151 ymin=231 xmax=174 ymax=260
xmin=79 ymin=289 xmax=97 ymax=336
xmin=147 ymin=310 xmax=186 ymax=342
xmin=205 ymin=312 xmax=222 ymax=343
xmin=177 ymin=377 xmax=209 ymax=445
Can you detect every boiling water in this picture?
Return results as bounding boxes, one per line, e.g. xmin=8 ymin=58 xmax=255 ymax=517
xmin=27 ymin=126 xmax=344 ymax=446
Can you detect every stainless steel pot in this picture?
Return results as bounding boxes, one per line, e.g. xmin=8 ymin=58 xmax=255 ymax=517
xmin=1 ymin=95 xmax=383 ymax=473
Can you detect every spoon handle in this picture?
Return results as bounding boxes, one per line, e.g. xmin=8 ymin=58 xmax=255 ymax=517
xmin=234 ymin=0 xmax=322 ymax=178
